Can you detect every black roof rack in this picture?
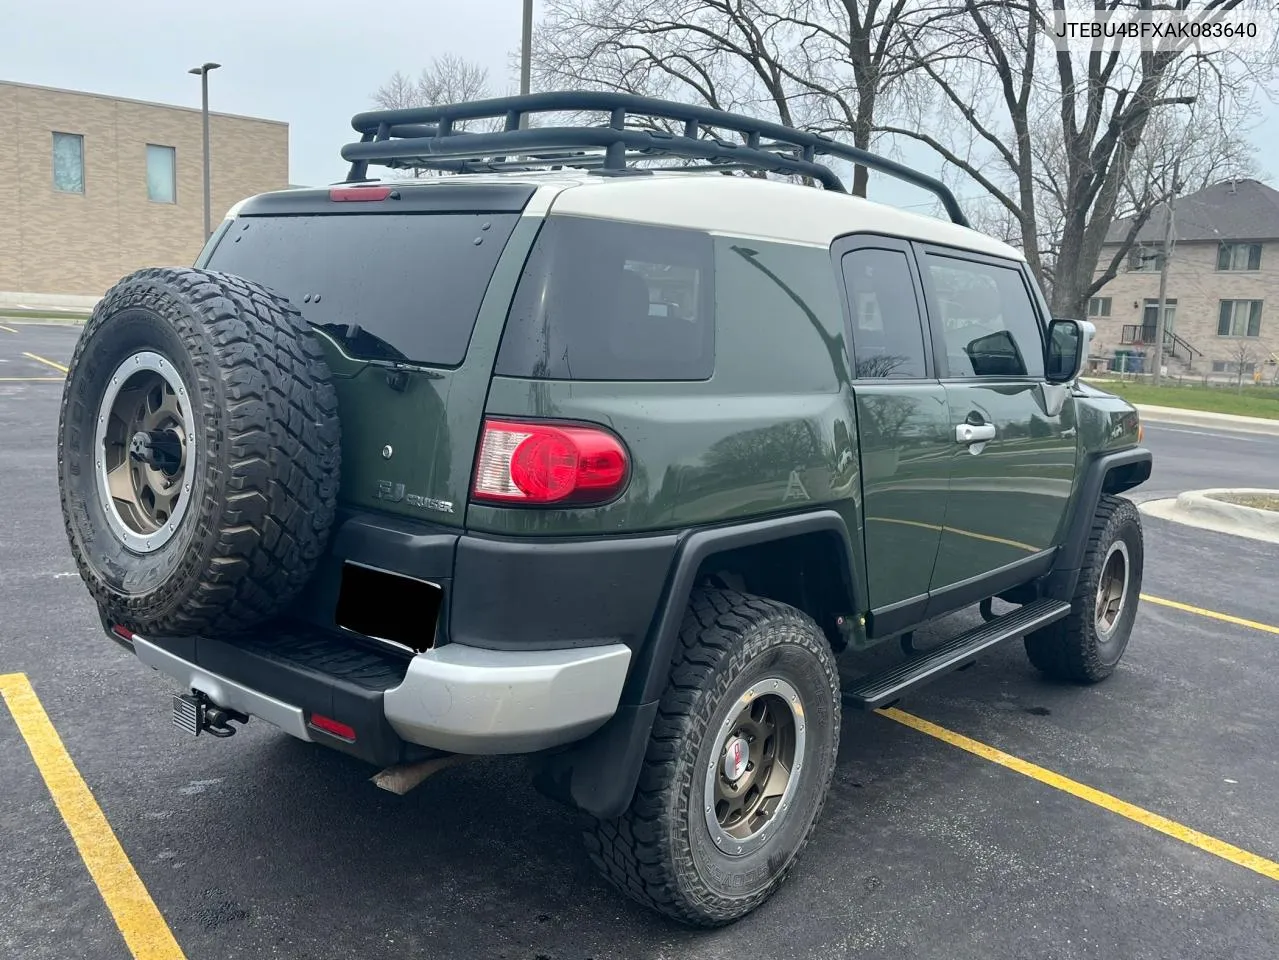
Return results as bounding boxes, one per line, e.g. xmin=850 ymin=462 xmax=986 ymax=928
xmin=341 ymin=91 xmax=970 ymax=227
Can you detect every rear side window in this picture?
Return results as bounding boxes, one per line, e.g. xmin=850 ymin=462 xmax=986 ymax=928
xmin=495 ymin=216 xmax=715 ymax=380
xmin=205 ymin=212 xmax=520 ymax=367
xmin=925 ymin=255 xmax=1045 ymax=379
xmin=842 ymin=248 xmax=928 ymax=379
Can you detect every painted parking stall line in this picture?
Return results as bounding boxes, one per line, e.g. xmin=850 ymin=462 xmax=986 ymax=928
xmin=1141 ymin=594 xmax=1279 ymax=637
xmin=879 ymin=707 xmax=1279 ymax=884
xmin=22 ymin=351 xmax=70 ymax=374
xmin=0 ymin=673 xmax=187 ymax=960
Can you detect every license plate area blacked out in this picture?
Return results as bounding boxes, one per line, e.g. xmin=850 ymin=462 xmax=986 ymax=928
xmin=334 ymin=561 xmax=442 ymax=654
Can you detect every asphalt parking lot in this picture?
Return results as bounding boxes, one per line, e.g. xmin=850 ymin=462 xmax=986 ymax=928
xmin=2 ymin=321 xmax=1277 ymax=960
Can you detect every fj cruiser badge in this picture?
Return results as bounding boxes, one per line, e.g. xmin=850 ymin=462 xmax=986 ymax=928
xmin=373 ymin=480 xmax=455 ymax=515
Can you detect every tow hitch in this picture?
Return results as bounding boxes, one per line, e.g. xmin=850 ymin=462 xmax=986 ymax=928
xmin=173 ymin=692 xmax=249 ymax=738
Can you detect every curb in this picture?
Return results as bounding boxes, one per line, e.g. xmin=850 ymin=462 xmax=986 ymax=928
xmin=1139 ymin=488 xmax=1279 ymax=544
xmin=1135 ymin=404 xmax=1279 ymax=437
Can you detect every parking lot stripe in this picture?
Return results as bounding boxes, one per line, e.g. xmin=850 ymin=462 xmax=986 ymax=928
xmin=1140 ymin=594 xmax=1279 ymax=637
xmin=22 ymin=351 xmax=70 ymax=374
xmin=880 ymin=707 xmax=1279 ymax=884
xmin=0 ymin=323 xmax=17 ymax=333
xmin=0 ymin=673 xmax=187 ymax=960
xmin=0 ymin=377 xmax=65 ymax=382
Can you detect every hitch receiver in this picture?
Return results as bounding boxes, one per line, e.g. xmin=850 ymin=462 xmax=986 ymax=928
xmin=173 ymin=692 xmax=249 ymax=738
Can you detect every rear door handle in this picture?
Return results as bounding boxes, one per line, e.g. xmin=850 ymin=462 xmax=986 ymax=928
xmin=955 ymin=423 xmax=996 ymax=444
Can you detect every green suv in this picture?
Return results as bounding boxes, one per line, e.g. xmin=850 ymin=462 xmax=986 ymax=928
xmin=57 ymin=92 xmax=1152 ymax=926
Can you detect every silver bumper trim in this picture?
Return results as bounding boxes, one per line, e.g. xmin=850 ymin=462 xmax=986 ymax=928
xmin=132 ymin=636 xmax=314 ymax=742
xmin=384 ymin=642 xmax=632 ymax=754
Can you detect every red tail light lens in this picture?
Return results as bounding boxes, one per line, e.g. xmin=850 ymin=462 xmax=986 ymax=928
xmin=472 ymin=419 xmax=629 ymax=505
xmin=309 ymin=714 xmax=356 ymax=741
xmin=329 ymin=185 xmax=393 ymax=202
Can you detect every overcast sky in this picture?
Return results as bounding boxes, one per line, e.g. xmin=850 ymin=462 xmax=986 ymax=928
xmin=4 ymin=0 xmax=1275 ymax=211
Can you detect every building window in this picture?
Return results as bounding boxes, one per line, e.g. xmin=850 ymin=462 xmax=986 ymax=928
xmin=146 ymin=144 xmax=176 ymax=203
xmin=1217 ymin=242 xmax=1262 ymax=271
xmin=1087 ymin=296 xmax=1112 ymax=317
xmin=1128 ymin=245 xmax=1159 ymax=271
xmin=52 ymin=132 xmax=84 ymax=194
xmin=1217 ymin=299 xmax=1263 ymax=337
xmin=1212 ymin=360 xmax=1256 ymax=375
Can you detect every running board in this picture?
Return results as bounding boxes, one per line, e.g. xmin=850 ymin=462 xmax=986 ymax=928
xmin=842 ymin=599 xmax=1072 ymax=710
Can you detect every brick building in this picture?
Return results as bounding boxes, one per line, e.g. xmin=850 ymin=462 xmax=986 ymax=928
xmin=1088 ymin=178 xmax=1279 ymax=381
xmin=0 ymin=80 xmax=289 ymax=297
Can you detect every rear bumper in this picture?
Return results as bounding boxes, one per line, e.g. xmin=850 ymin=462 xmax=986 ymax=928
xmin=121 ymin=624 xmax=631 ymax=760
xmin=383 ymin=642 xmax=631 ymax=754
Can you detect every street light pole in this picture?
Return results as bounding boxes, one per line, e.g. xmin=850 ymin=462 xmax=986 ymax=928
xmin=519 ymin=0 xmax=533 ymax=128
xmin=188 ymin=62 xmax=221 ymax=240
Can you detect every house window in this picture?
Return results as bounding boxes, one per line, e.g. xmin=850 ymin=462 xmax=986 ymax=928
xmin=1217 ymin=299 xmax=1263 ymax=337
xmin=146 ymin=144 xmax=176 ymax=203
xmin=1212 ymin=360 xmax=1256 ymax=375
xmin=1087 ymin=296 xmax=1112 ymax=317
xmin=1217 ymin=242 xmax=1262 ymax=271
xmin=1128 ymin=246 xmax=1159 ymax=271
xmin=52 ymin=132 xmax=84 ymax=193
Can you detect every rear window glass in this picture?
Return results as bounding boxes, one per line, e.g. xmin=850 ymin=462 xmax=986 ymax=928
xmin=495 ymin=216 xmax=715 ymax=381
xmin=205 ymin=212 xmax=520 ymax=367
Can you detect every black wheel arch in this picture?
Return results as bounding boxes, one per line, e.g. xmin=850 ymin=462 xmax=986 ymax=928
xmin=532 ymin=509 xmax=861 ymax=819
xmin=1045 ymin=446 xmax=1151 ymax=602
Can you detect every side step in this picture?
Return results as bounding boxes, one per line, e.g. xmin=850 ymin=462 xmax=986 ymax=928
xmin=842 ymin=599 xmax=1072 ymax=710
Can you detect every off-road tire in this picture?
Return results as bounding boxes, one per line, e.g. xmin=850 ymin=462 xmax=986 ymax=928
xmin=57 ymin=266 xmax=340 ymax=637
xmin=1025 ymin=494 xmax=1143 ymax=682
xmin=585 ymin=588 xmax=841 ymax=927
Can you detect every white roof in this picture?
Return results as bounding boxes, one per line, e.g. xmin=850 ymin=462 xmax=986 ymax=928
xmin=229 ymin=169 xmax=1022 ymax=262
xmin=540 ymin=173 xmax=1024 ymax=260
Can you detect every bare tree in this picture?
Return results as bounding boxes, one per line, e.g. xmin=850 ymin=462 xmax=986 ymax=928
xmin=1229 ymin=339 xmax=1258 ymax=392
xmin=534 ymin=0 xmax=949 ymax=195
xmin=883 ymin=0 xmax=1277 ymax=316
xmin=373 ymin=54 xmax=492 ymax=113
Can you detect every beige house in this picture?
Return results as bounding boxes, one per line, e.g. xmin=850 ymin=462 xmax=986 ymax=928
xmin=0 ymin=80 xmax=289 ymax=297
xmin=1087 ymin=178 xmax=1279 ymax=381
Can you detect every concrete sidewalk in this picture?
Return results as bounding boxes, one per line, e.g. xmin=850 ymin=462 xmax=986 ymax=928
xmin=1135 ymin=403 xmax=1279 ymax=437
xmin=0 ymin=291 xmax=96 ymax=321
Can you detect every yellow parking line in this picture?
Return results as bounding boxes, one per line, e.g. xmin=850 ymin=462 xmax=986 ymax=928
xmin=22 ymin=351 xmax=69 ymax=373
xmin=0 ymin=673 xmax=187 ymax=960
xmin=880 ymin=707 xmax=1279 ymax=883
xmin=1141 ymin=594 xmax=1279 ymax=637
xmin=0 ymin=323 xmax=18 ymax=333
xmin=0 ymin=376 xmax=65 ymax=382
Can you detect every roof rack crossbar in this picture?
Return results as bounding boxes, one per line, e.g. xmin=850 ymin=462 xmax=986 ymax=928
xmin=341 ymin=91 xmax=969 ymax=226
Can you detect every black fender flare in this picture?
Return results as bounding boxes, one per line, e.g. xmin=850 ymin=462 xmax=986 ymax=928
xmin=1045 ymin=446 xmax=1152 ymax=600
xmin=532 ymin=509 xmax=860 ymax=819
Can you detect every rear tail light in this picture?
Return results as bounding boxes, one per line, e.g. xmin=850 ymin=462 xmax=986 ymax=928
xmin=328 ymin=185 xmax=393 ymax=202
xmin=111 ymin=624 xmax=134 ymax=641
xmin=472 ymin=419 xmax=629 ymax=506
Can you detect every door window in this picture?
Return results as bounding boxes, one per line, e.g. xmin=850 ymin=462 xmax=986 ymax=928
xmin=841 ymin=248 xmax=928 ymax=379
xmin=926 ymin=257 xmax=1045 ymax=379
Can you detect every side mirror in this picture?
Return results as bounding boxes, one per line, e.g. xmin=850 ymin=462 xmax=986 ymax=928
xmin=1046 ymin=318 xmax=1094 ymax=384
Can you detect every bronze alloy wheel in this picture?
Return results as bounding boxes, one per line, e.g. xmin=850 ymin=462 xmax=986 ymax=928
xmin=93 ymin=350 xmax=195 ymax=554
xmin=703 ymin=677 xmax=806 ymax=858
xmin=1094 ymin=539 xmax=1130 ymax=638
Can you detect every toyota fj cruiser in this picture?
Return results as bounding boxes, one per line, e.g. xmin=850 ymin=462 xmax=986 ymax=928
xmin=57 ymin=92 xmax=1152 ymax=926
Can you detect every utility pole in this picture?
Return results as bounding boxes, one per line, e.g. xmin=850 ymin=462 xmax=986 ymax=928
xmin=188 ymin=62 xmax=221 ymax=240
xmin=519 ymin=0 xmax=533 ymax=128
xmin=1150 ymin=160 xmax=1179 ymax=386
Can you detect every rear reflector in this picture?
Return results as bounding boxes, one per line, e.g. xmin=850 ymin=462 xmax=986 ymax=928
xmin=309 ymin=714 xmax=357 ymax=741
xmin=472 ymin=419 xmax=629 ymax=506
xmin=329 ymin=185 xmax=393 ymax=202
xmin=111 ymin=624 xmax=135 ymax=641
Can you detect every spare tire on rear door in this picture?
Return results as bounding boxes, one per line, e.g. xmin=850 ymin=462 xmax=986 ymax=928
xmin=57 ymin=266 xmax=341 ymax=638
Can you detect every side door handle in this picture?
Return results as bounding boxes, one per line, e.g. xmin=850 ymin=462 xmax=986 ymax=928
xmin=955 ymin=422 xmax=996 ymax=444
